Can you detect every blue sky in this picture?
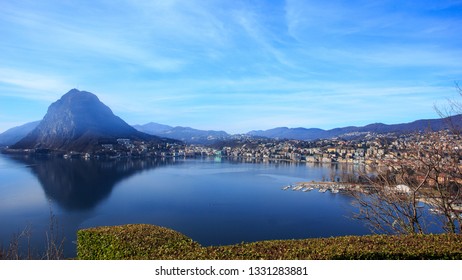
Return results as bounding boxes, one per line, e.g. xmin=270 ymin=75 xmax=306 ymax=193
xmin=0 ymin=0 xmax=461 ymax=134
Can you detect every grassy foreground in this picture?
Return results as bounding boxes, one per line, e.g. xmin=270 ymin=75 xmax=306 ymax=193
xmin=77 ymin=224 xmax=462 ymax=260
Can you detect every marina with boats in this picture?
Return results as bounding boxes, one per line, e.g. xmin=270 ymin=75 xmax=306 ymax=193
xmin=283 ymin=181 xmax=462 ymax=219
xmin=281 ymin=181 xmax=359 ymax=194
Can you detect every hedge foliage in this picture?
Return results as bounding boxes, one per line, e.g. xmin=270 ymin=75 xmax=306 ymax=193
xmin=77 ymin=224 xmax=201 ymax=260
xmin=77 ymin=224 xmax=462 ymax=260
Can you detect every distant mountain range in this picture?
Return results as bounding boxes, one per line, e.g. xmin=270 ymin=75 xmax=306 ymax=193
xmin=133 ymin=123 xmax=229 ymax=144
xmin=1 ymin=88 xmax=462 ymax=150
xmin=0 ymin=120 xmax=40 ymax=147
xmin=247 ymin=114 xmax=462 ymax=140
xmin=8 ymin=89 xmax=171 ymax=152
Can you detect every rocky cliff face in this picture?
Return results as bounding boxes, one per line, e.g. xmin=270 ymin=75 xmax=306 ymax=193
xmin=12 ymin=89 xmax=161 ymax=152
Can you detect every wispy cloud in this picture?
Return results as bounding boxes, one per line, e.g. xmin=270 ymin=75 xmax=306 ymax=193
xmin=284 ymin=0 xmax=462 ymax=71
xmin=1 ymin=1 xmax=188 ymax=72
xmin=0 ymin=68 xmax=71 ymax=100
xmin=232 ymin=8 xmax=296 ymax=68
xmin=0 ymin=0 xmax=460 ymax=132
xmin=104 ymin=74 xmax=454 ymax=132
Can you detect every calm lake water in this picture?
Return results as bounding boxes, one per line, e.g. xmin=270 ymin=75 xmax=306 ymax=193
xmin=0 ymin=154 xmax=371 ymax=258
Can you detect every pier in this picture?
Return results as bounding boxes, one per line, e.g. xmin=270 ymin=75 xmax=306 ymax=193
xmin=281 ymin=181 xmax=367 ymax=193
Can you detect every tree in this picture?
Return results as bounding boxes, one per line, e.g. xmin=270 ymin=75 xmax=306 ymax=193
xmin=351 ymin=82 xmax=462 ymax=235
xmin=434 ymin=82 xmax=462 ymax=135
xmin=351 ymin=130 xmax=462 ymax=234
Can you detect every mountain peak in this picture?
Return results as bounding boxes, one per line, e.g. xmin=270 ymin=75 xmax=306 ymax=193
xmin=46 ymin=88 xmax=111 ymax=120
xmin=65 ymin=88 xmax=82 ymax=94
xmin=55 ymin=89 xmax=102 ymax=110
xmin=63 ymin=88 xmax=95 ymax=97
xmin=11 ymin=89 xmax=162 ymax=152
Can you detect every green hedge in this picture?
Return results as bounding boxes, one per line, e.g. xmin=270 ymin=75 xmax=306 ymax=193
xmin=77 ymin=224 xmax=201 ymax=260
xmin=77 ymin=224 xmax=462 ymax=260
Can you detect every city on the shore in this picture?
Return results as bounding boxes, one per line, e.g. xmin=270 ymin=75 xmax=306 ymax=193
xmin=7 ymin=129 xmax=459 ymax=169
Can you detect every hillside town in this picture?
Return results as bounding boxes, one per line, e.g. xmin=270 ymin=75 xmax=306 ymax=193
xmin=214 ymin=131 xmax=462 ymax=166
xmin=21 ymin=130 xmax=455 ymax=168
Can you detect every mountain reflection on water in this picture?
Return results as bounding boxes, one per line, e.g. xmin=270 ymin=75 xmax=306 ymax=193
xmin=1 ymin=155 xmax=375 ymax=258
xmin=7 ymin=155 xmax=178 ymax=210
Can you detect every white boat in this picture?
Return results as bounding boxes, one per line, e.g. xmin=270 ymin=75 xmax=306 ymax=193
xmin=292 ymin=185 xmax=304 ymax=191
xmin=331 ymin=189 xmax=339 ymax=193
xmin=429 ymin=208 xmax=442 ymax=214
xmin=282 ymin=185 xmax=291 ymax=190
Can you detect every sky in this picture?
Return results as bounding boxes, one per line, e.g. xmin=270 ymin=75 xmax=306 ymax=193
xmin=0 ymin=0 xmax=461 ymax=134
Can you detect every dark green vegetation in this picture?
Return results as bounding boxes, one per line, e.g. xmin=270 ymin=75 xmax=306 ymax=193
xmin=77 ymin=224 xmax=462 ymax=260
xmin=77 ymin=224 xmax=201 ymax=260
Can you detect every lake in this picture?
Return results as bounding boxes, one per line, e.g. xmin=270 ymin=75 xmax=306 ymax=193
xmin=0 ymin=154 xmax=370 ymax=258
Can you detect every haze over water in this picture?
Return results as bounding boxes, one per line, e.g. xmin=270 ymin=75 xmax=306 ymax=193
xmin=0 ymin=154 xmax=370 ymax=257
